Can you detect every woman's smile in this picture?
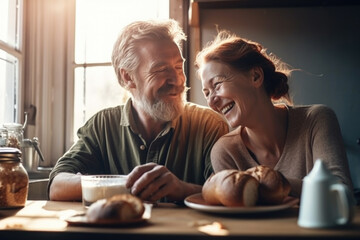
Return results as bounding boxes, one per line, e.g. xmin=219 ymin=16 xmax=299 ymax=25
xmin=221 ymin=102 xmax=235 ymax=115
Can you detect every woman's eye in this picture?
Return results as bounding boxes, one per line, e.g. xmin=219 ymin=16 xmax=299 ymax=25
xmin=214 ymin=82 xmax=222 ymax=89
xmin=203 ymin=90 xmax=209 ymax=98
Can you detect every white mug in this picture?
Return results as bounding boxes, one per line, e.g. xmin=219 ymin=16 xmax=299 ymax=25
xmin=298 ymin=159 xmax=355 ymax=228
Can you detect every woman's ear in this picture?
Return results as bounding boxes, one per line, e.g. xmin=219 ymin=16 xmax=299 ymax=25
xmin=251 ymin=66 xmax=264 ymax=88
xmin=120 ymin=69 xmax=136 ymax=89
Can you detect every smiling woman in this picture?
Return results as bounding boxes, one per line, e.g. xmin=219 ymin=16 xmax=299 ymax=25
xmin=195 ymin=30 xmax=353 ymax=198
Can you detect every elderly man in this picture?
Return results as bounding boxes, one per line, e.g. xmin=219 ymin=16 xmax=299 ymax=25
xmin=48 ymin=19 xmax=228 ymax=203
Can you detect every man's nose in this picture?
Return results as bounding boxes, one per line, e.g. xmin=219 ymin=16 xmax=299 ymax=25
xmin=167 ymin=70 xmax=184 ymax=85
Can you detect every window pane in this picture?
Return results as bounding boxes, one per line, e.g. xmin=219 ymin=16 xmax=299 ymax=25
xmin=0 ymin=0 xmax=20 ymax=48
xmin=0 ymin=49 xmax=18 ymax=124
xmin=75 ymin=0 xmax=169 ymax=63
xmin=73 ymin=66 xmax=129 ymax=138
xmin=73 ymin=0 xmax=169 ymax=140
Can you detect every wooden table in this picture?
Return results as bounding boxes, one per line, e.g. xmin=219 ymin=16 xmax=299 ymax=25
xmin=0 ymin=200 xmax=359 ymax=240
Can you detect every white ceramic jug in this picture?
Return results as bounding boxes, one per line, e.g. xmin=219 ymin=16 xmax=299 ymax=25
xmin=298 ymin=159 xmax=355 ymax=228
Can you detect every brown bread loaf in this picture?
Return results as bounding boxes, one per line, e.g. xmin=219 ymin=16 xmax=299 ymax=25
xmin=86 ymin=194 xmax=145 ymax=224
xmin=245 ymin=165 xmax=291 ymax=205
xmin=202 ymin=169 xmax=259 ymax=207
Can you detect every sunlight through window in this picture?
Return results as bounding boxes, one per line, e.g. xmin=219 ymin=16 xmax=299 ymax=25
xmin=0 ymin=0 xmax=22 ymax=125
xmin=73 ymin=0 xmax=169 ymax=140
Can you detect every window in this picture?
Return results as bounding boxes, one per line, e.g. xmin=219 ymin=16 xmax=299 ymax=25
xmin=5 ymin=0 xmax=176 ymax=165
xmin=0 ymin=0 xmax=23 ymax=125
xmin=72 ymin=0 xmax=169 ymax=140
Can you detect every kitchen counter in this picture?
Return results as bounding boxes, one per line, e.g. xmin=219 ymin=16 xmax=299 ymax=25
xmin=27 ymin=168 xmax=51 ymax=180
xmin=27 ymin=168 xmax=51 ymax=200
xmin=28 ymin=179 xmax=49 ymax=200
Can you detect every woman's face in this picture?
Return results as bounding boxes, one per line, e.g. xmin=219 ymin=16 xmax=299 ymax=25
xmin=200 ymin=60 xmax=260 ymax=128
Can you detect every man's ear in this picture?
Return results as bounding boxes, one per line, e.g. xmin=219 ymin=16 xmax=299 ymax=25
xmin=120 ymin=69 xmax=136 ymax=89
xmin=252 ymin=66 xmax=264 ymax=88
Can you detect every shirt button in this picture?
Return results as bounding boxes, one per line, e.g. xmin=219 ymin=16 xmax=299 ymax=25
xmin=140 ymin=145 xmax=146 ymax=150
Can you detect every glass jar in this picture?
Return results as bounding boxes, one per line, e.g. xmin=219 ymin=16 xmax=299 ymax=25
xmin=3 ymin=123 xmax=23 ymax=150
xmin=0 ymin=147 xmax=29 ymax=209
xmin=0 ymin=127 xmax=7 ymax=147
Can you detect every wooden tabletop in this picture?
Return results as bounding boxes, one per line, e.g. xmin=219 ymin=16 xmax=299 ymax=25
xmin=0 ymin=200 xmax=359 ymax=240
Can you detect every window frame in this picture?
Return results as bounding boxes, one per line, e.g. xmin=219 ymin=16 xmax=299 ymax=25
xmin=0 ymin=0 xmax=25 ymax=125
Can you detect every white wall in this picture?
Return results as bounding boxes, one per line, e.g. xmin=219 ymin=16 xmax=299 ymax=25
xmin=188 ymin=5 xmax=360 ymax=189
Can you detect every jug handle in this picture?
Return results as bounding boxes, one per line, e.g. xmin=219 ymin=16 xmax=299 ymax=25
xmin=22 ymin=112 xmax=28 ymax=130
xmin=330 ymin=183 xmax=354 ymax=225
xmin=32 ymin=137 xmax=45 ymax=162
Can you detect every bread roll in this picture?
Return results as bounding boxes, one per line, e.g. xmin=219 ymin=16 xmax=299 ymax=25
xmin=86 ymin=194 xmax=145 ymax=224
xmin=245 ymin=165 xmax=291 ymax=205
xmin=202 ymin=169 xmax=259 ymax=207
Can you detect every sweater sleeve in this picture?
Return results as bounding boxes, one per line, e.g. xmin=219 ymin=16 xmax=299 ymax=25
xmin=309 ymin=105 xmax=353 ymax=191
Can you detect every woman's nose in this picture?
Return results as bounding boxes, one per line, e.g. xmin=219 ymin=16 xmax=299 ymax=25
xmin=207 ymin=93 xmax=219 ymax=110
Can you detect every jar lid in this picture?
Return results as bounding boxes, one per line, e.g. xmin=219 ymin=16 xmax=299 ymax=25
xmin=3 ymin=123 xmax=23 ymax=130
xmin=0 ymin=147 xmax=22 ymax=161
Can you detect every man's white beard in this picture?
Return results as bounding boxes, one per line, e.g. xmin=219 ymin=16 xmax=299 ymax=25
xmin=134 ymin=90 xmax=187 ymax=122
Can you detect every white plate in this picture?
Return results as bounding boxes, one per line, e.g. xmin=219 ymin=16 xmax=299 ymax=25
xmin=65 ymin=214 xmax=147 ymax=227
xmin=184 ymin=193 xmax=299 ymax=214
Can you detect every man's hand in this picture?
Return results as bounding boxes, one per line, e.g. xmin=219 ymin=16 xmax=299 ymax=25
xmin=126 ymin=162 xmax=200 ymax=202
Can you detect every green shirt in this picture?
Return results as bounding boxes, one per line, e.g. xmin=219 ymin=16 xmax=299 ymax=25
xmin=49 ymin=98 xmax=229 ymax=189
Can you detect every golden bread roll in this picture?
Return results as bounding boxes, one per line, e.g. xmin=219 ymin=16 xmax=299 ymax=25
xmin=245 ymin=165 xmax=291 ymax=205
xmin=86 ymin=194 xmax=145 ymax=224
xmin=202 ymin=169 xmax=259 ymax=207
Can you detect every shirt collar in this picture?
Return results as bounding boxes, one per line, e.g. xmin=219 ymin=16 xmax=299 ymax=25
xmin=120 ymin=98 xmax=132 ymax=127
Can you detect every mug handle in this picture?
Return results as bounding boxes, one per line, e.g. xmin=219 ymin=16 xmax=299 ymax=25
xmin=330 ymin=183 xmax=354 ymax=225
